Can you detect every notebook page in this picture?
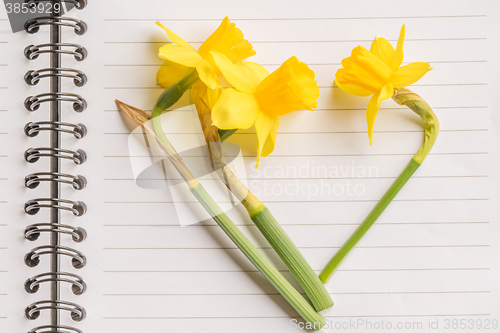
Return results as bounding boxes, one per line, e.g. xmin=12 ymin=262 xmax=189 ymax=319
xmin=0 ymin=12 xmax=8 ymax=329
xmin=5 ymin=0 xmax=498 ymax=332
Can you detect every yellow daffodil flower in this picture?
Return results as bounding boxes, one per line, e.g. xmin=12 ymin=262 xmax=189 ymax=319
xmin=335 ymin=24 xmax=432 ymax=144
xmin=156 ymin=16 xmax=256 ymax=90
xmin=210 ymin=51 xmax=319 ymax=167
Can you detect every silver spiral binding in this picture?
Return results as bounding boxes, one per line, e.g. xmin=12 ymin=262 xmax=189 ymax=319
xmin=23 ymin=1 xmax=88 ymax=332
xmin=24 ymin=147 xmax=87 ymax=164
xmin=25 ymin=173 xmax=87 ymax=190
xmin=25 ymin=92 xmax=87 ymax=112
xmin=25 ymin=223 xmax=87 ymax=242
xmin=25 ymin=121 xmax=87 ymax=139
xmin=25 ymin=245 xmax=87 ymax=269
xmin=25 ymin=272 xmax=87 ymax=295
xmin=25 ymin=300 xmax=86 ymax=321
xmin=25 ymin=68 xmax=88 ymax=87
xmin=24 ymin=198 xmax=87 ymax=216
xmin=25 ymin=17 xmax=87 ymax=35
xmin=24 ymin=43 xmax=88 ymax=61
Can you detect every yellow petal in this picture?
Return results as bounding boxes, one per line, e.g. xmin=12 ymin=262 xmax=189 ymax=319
xmin=156 ymin=21 xmax=196 ymax=51
xmin=366 ymin=93 xmax=380 ymax=146
xmin=334 ymin=77 xmax=373 ymax=97
xmin=238 ymin=61 xmax=269 ymax=84
xmin=206 ymin=85 xmax=221 ymax=109
xmin=158 ymin=44 xmax=203 ymax=67
xmin=211 ymin=88 xmax=260 ymax=129
xmin=198 ymin=16 xmax=230 ymax=57
xmin=198 ymin=16 xmax=256 ymax=65
xmin=339 ymin=46 xmax=392 ymax=92
xmin=353 ymin=46 xmax=393 ymax=83
xmin=391 ymin=24 xmax=406 ymax=72
xmin=254 ymin=112 xmax=276 ymax=168
xmin=366 ymin=83 xmax=394 ymax=145
xmin=390 ymin=62 xmax=432 ymax=89
xmin=255 ymin=56 xmax=319 ymax=117
xmin=157 ymin=60 xmax=190 ymax=89
xmin=196 ymin=60 xmax=221 ymax=89
xmin=370 ymin=37 xmax=395 ymax=67
xmin=210 ymin=51 xmax=264 ymax=93
xmin=190 ymin=82 xmax=221 ymax=109
xmin=261 ymin=115 xmax=280 ymax=157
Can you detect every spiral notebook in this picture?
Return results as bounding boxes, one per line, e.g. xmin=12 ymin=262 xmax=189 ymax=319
xmin=1 ymin=0 xmax=499 ymax=332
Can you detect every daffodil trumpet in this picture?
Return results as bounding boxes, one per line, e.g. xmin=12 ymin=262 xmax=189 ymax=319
xmin=193 ymin=94 xmax=333 ymax=312
xmin=320 ymin=88 xmax=439 ymax=283
xmin=319 ymin=25 xmax=439 ymax=283
xmin=116 ymin=100 xmax=326 ymax=330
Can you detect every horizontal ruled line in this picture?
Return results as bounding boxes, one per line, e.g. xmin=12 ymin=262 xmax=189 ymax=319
xmin=102 ymin=198 xmax=489 ymax=204
xmin=103 ymin=105 xmax=488 ymax=112
xmin=104 ymin=37 xmax=486 ymax=44
xmin=104 ymin=268 xmax=490 ymax=273
xmin=104 ymin=152 xmax=489 ymax=158
xmin=103 ymin=290 xmax=489 ymax=296
xmin=103 ymin=60 xmax=488 ymax=67
xmin=103 ymin=15 xmax=487 ymax=22
xmin=103 ymin=83 xmax=486 ymax=90
xmin=104 ymin=129 xmax=488 ymax=135
xmin=102 ymin=222 xmax=490 ymax=227
xmin=103 ymin=313 xmax=490 ymax=320
xmin=103 ymin=245 xmax=489 ymax=250
xmin=103 ymin=175 xmax=489 ymax=181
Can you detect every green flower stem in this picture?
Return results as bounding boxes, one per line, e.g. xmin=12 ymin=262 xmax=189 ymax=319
xmin=249 ymin=205 xmax=334 ymax=311
xmin=194 ymin=101 xmax=333 ymax=311
xmin=153 ymin=67 xmax=200 ymax=116
xmin=319 ymin=87 xmax=440 ymax=284
xmin=191 ymin=184 xmax=325 ymax=330
xmin=116 ymin=100 xmax=325 ymax=329
xmin=219 ymin=128 xmax=238 ymax=141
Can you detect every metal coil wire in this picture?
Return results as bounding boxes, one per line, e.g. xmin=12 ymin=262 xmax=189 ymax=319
xmin=24 ymin=92 xmax=87 ymax=112
xmin=25 ymin=300 xmax=86 ymax=321
xmin=24 ymin=198 xmax=87 ymax=216
xmin=25 ymin=68 xmax=87 ymax=87
xmin=24 ymin=43 xmax=87 ymax=61
xmin=25 ymin=223 xmax=87 ymax=243
xmin=25 ymin=172 xmax=87 ymax=190
xmin=25 ymin=16 xmax=87 ymax=35
xmin=24 ymin=245 xmax=87 ymax=269
xmin=24 ymin=147 xmax=87 ymax=164
xmin=25 ymin=272 xmax=87 ymax=295
xmin=24 ymin=3 xmax=88 ymax=332
xmin=24 ymin=121 xmax=87 ymax=139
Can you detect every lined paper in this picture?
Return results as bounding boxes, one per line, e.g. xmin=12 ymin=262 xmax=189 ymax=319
xmin=1 ymin=0 xmax=499 ymax=332
xmin=0 ymin=12 xmax=10 ymax=331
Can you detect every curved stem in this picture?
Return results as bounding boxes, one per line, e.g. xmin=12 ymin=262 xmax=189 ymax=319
xmin=146 ymin=106 xmax=326 ymax=329
xmin=319 ymin=88 xmax=440 ymax=283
